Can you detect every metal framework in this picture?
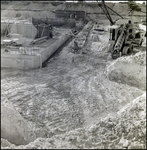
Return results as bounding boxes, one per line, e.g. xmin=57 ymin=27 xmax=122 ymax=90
xmin=97 ymin=0 xmax=123 ymax=25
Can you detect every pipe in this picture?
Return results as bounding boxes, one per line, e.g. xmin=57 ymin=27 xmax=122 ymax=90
xmin=31 ymin=36 xmax=47 ymax=44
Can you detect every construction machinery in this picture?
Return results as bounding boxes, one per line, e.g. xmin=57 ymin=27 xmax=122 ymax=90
xmin=109 ymin=21 xmax=134 ymax=59
xmin=98 ymin=0 xmax=146 ymax=59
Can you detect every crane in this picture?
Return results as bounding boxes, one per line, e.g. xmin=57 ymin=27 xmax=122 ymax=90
xmin=97 ymin=0 xmax=123 ymax=26
xmin=97 ymin=0 xmax=145 ymax=59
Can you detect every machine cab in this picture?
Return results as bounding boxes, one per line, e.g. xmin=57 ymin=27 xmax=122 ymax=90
xmin=108 ymin=25 xmax=122 ymax=52
xmin=109 ymin=25 xmax=120 ymax=41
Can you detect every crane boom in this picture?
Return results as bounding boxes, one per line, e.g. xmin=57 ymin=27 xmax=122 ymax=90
xmin=97 ymin=0 xmax=124 ymax=25
xmin=97 ymin=0 xmax=115 ymax=25
xmin=101 ymin=0 xmax=115 ymax=25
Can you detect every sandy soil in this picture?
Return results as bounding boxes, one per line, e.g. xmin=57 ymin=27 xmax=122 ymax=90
xmin=1 ymin=1 xmax=146 ymax=149
xmin=5 ymin=92 xmax=145 ymax=149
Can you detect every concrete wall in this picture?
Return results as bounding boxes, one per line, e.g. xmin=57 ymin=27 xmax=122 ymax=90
xmin=10 ymin=22 xmax=37 ymax=39
xmin=1 ymin=53 xmax=39 ymax=69
xmin=1 ymin=33 xmax=71 ymax=69
xmin=40 ymin=33 xmax=70 ymax=63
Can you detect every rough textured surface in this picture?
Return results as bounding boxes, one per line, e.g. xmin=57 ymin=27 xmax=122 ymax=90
xmin=1 ymin=99 xmax=36 ymax=146
xmin=113 ymin=3 xmax=129 ymax=15
xmin=105 ymin=51 xmax=146 ymax=90
xmin=1 ymin=92 xmax=146 ymax=149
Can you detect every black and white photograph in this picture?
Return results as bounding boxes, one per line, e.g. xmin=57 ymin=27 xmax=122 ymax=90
xmin=1 ymin=0 xmax=146 ymax=149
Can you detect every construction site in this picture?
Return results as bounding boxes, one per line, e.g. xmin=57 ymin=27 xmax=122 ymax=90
xmin=1 ymin=1 xmax=146 ymax=149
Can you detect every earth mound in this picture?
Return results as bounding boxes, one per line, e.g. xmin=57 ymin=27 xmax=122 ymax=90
xmin=105 ymin=51 xmax=146 ymax=90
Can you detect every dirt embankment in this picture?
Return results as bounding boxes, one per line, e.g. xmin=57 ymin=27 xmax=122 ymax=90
xmin=1 ymin=1 xmax=146 ymax=24
xmin=106 ymin=51 xmax=146 ymax=91
xmin=1 ymin=1 xmax=146 ymax=25
xmin=1 ymin=1 xmax=129 ymax=20
xmin=1 ymin=99 xmax=36 ymax=146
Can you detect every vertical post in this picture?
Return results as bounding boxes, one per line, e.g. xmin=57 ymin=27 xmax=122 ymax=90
xmin=36 ymin=24 xmax=38 ymax=38
xmin=41 ymin=24 xmax=45 ymax=37
xmin=31 ymin=22 xmax=33 ymax=39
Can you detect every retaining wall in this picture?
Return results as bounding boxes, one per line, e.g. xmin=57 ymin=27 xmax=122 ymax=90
xmin=1 ymin=32 xmax=71 ymax=69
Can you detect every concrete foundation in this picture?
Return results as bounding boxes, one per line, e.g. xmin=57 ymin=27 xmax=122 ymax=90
xmin=1 ymin=32 xmax=71 ymax=69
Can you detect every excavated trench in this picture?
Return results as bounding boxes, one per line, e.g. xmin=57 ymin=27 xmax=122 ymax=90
xmin=42 ymin=36 xmax=73 ymax=67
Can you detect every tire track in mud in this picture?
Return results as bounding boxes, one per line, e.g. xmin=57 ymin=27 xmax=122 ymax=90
xmin=1 ymin=60 xmax=143 ymax=140
xmin=2 ymin=92 xmax=145 ymax=149
xmin=1 ymin=73 xmax=85 ymax=135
